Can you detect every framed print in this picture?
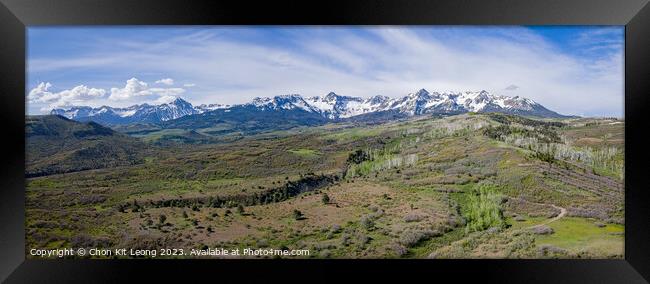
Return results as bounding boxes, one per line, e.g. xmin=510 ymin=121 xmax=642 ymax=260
xmin=1 ymin=0 xmax=649 ymax=282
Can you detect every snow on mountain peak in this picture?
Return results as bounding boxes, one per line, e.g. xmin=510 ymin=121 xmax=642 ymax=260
xmin=324 ymin=92 xmax=339 ymax=101
xmin=410 ymin=88 xmax=431 ymax=98
xmin=50 ymin=97 xmax=199 ymax=124
xmin=206 ymin=89 xmax=550 ymax=119
xmin=49 ymin=88 xmax=563 ymax=125
xmin=196 ymin=103 xmax=231 ymax=113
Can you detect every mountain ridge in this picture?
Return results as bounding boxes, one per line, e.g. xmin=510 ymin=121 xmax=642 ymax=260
xmin=50 ymin=89 xmax=570 ymax=125
xmin=26 ymin=115 xmax=148 ymax=177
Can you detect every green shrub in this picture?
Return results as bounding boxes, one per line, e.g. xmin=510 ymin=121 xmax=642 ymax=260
xmin=347 ymin=149 xmax=372 ymax=164
xmin=532 ymin=149 xmax=556 ymax=168
xmin=322 ymin=193 xmax=330 ymax=204
xmin=398 ymin=228 xmax=440 ymax=247
xmin=293 ymin=209 xmax=304 ymax=220
xmin=360 ymin=215 xmax=375 ymax=230
xmin=463 ymin=184 xmax=505 ymax=233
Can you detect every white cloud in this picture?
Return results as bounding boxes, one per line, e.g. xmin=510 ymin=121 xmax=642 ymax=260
xmin=28 ymin=57 xmax=122 ymax=73
xmin=109 ymin=78 xmax=152 ymax=100
xmin=27 ymin=82 xmax=53 ymax=102
xmin=149 ymin=87 xmax=185 ymax=96
xmin=28 ymin=82 xmax=106 ymax=110
xmin=183 ymin=83 xmax=196 ymax=87
xmin=27 ymin=27 xmax=624 ymax=117
xmin=108 ymin=78 xmax=184 ymax=101
xmin=154 ymin=95 xmax=180 ymax=104
xmin=155 ymin=78 xmax=174 ymax=85
xmin=28 ymin=78 xmax=185 ymax=111
xmin=303 ymin=41 xmax=369 ymax=73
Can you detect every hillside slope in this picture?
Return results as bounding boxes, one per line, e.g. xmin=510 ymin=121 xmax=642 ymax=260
xmin=26 ymin=115 xmax=148 ymax=177
xmin=25 ymin=113 xmax=623 ymax=259
xmin=162 ymin=105 xmax=329 ymax=135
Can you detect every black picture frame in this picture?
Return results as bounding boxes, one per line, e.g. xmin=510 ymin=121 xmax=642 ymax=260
xmin=1 ymin=0 xmax=649 ymax=283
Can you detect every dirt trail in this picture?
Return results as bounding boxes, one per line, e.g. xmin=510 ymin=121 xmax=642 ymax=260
xmin=508 ymin=197 xmax=567 ymax=229
xmin=526 ymin=204 xmax=566 ymax=230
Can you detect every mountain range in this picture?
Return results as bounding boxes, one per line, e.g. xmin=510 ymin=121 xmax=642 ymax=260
xmin=50 ymin=89 xmax=567 ymax=126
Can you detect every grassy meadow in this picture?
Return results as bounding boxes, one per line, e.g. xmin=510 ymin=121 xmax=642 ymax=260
xmin=25 ymin=113 xmax=624 ymax=258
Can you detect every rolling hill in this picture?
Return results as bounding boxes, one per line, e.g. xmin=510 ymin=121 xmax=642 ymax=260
xmin=26 ymin=115 xmax=149 ymax=177
xmin=25 ymin=112 xmax=624 ymax=259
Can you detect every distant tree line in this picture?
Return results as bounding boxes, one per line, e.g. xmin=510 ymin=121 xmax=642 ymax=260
xmin=119 ymin=173 xmax=339 ymax=211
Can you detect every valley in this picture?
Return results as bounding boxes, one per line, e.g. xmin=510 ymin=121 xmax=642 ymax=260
xmin=25 ymin=111 xmax=624 ymax=259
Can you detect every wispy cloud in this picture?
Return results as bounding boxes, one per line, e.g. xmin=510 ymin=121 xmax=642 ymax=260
xmin=155 ymin=78 xmax=174 ymax=85
xmin=27 ymin=27 xmax=624 ymax=117
xmin=505 ymin=84 xmax=520 ymax=91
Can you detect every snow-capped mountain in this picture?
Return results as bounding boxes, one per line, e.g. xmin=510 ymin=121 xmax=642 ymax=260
xmin=303 ymin=92 xmax=394 ymax=119
xmin=51 ymin=97 xmax=200 ymax=125
xmin=248 ymin=94 xmax=320 ymax=113
xmin=195 ymin=103 xmax=232 ymax=113
xmin=387 ymin=89 xmax=546 ymax=116
xmin=300 ymin=89 xmax=561 ymax=119
xmin=50 ymin=89 xmax=566 ymax=126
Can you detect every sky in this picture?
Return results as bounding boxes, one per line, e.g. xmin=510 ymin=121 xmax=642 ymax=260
xmin=26 ymin=26 xmax=624 ymax=117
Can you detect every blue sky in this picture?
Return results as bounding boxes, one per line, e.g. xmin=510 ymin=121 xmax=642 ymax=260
xmin=27 ymin=26 xmax=624 ymax=117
